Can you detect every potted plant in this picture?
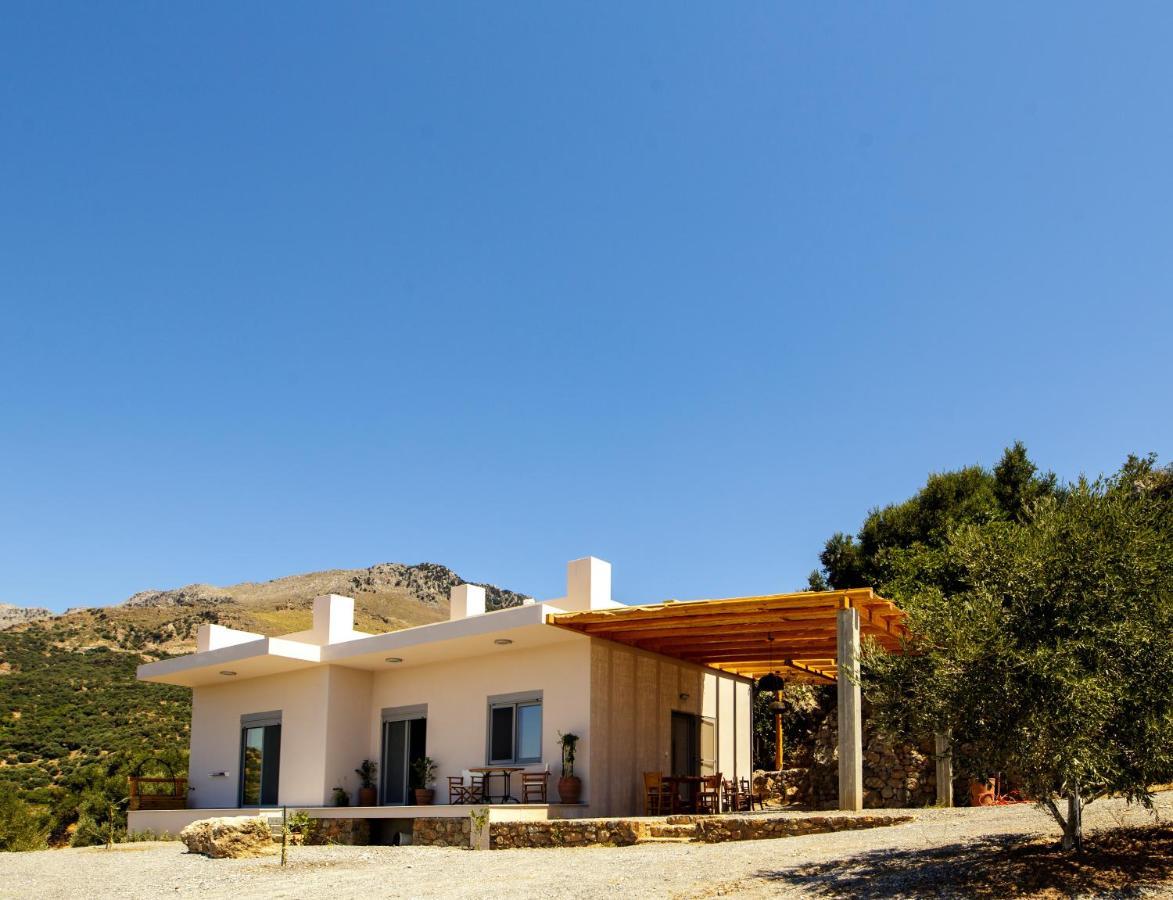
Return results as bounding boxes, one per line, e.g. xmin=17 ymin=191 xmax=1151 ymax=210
xmin=355 ymin=759 xmax=378 ymax=806
xmin=557 ymin=731 xmax=581 ymax=804
xmin=332 ymin=786 xmax=350 ymax=807
xmin=411 ymin=756 xmax=437 ymax=805
xmin=968 ymin=774 xmax=997 ymax=806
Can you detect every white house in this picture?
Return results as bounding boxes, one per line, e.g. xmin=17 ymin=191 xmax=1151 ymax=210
xmin=131 ymin=557 xmax=906 ymax=835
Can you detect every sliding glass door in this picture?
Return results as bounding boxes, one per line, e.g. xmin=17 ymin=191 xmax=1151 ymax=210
xmin=381 ymin=714 xmax=427 ymax=805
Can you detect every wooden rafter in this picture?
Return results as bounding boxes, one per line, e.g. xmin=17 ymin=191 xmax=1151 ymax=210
xmin=547 ymin=588 xmax=906 ymax=683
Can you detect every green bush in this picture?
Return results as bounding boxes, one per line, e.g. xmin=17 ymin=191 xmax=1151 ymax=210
xmin=0 ymin=782 xmax=47 ymax=851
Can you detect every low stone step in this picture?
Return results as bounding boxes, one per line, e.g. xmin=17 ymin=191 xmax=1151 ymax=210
xmin=665 ymin=815 xmax=698 ymax=825
xmin=637 ymin=836 xmax=694 ymax=844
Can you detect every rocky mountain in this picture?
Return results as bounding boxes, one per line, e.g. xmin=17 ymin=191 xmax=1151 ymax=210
xmin=0 ymin=561 xmax=529 ymax=812
xmin=0 ymin=604 xmax=53 ymax=631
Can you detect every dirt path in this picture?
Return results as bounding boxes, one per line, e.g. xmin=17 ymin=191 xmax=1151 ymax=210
xmin=2 ymin=793 xmax=1169 ymax=899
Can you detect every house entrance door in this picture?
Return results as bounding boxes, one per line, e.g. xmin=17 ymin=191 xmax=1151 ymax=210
xmin=381 ymin=716 xmax=427 ymax=805
xmin=670 ymin=711 xmax=699 ymax=776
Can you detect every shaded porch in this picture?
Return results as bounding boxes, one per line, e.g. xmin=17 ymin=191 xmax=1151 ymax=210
xmin=548 ymin=588 xmax=936 ymax=811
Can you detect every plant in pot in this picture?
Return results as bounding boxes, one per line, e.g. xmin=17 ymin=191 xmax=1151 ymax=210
xmin=557 ymin=731 xmax=581 ymax=804
xmin=411 ymin=756 xmax=437 ymax=805
xmin=332 ymin=786 xmax=350 ymax=807
xmin=355 ymin=759 xmax=378 ymax=806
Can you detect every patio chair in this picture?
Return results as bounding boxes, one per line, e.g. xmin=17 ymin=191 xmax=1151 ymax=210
xmin=696 ymin=774 xmax=721 ymax=814
xmin=741 ymin=776 xmax=763 ymax=810
xmin=722 ymin=778 xmax=750 ymax=812
xmin=521 ymin=766 xmax=549 ymax=803
xmin=642 ymin=772 xmax=671 ymax=815
xmin=448 ymin=771 xmax=486 ymax=804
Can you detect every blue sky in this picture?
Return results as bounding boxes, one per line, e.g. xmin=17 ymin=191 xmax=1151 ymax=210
xmin=2 ymin=3 xmax=1170 ymax=612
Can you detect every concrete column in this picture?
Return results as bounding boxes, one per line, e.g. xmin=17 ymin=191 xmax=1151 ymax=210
xmin=934 ymin=732 xmax=953 ymax=807
xmin=837 ymin=601 xmax=863 ymax=811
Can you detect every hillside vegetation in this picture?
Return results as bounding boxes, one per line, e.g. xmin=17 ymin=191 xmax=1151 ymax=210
xmin=0 ymin=561 xmax=526 ymax=847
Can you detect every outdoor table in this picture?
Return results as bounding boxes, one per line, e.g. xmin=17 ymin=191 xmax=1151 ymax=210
xmin=469 ymin=766 xmax=526 ymax=803
xmin=662 ymin=775 xmax=706 ymax=814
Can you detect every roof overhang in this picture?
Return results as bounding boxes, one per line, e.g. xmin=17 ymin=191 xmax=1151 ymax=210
xmin=546 ymin=588 xmax=907 ymax=683
xmin=137 ymin=637 xmax=322 ymax=687
xmin=137 ymin=602 xmax=581 ymax=687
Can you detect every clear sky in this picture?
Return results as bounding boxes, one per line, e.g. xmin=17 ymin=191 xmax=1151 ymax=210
xmin=2 ymin=3 xmax=1170 ymax=612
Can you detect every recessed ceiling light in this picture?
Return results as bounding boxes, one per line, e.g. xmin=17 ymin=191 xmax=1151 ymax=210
xmin=219 ymin=670 xmax=237 ymax=677
xmin=385 ymin=657 xmax=403 ymax=664
xmin=494 ymin=638 xmax=513 ymax=646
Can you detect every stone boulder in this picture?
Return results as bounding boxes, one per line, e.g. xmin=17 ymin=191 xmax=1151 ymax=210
xmin=180 ymin=816 xmax=276 ymax=858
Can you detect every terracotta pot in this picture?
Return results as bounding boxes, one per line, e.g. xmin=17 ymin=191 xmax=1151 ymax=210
xmin=557 ymin=776 xmax=582 ymax=804
xmin=358 ymin=786 xmax=377 ymax=807
xmin=968 ymin=778 xmax=996 ymax=807
xmin=413 ymin=788 xmax=435 ymax=805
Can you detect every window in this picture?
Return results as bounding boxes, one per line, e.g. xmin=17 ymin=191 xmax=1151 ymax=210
xmin=487 ymin=692 xmax=542 ymax=764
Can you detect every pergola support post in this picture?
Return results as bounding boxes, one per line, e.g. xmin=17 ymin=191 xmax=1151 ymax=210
xmin=774 ymin=688 xmax=784 ymax=770
xmin=837 ymin=600 xmax=863 ymax=811
xmin=934 ymin=732 xmax=953 ymax=807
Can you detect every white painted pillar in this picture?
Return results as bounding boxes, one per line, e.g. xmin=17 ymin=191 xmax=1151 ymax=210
xmin=837 ymin=600 xmax=863 ymax=811
xmin=934 ymin=732 xmax=953 ymax=807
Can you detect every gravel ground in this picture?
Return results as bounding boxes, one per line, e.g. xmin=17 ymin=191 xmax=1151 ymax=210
xmin=2 ymin=793 xmax=1169 ymax=900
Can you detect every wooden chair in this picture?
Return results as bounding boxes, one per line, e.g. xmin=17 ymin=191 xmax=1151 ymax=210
xmin=521 ymin=767 xmax=549 ymax=803
xmin=643 ymin=772 xmax=671 ymax=815
xmin=742 ymin=776 xmax=764 ymax=810
xmin=722 ymin=778 xmax=750 ymax=812
xmin=696 ymin=773 xmax=722 ymax=814
xmin=448 ymin=771 xmax=486 ymax=804
xmin=448 ymin=775 xmax=470 ymax=804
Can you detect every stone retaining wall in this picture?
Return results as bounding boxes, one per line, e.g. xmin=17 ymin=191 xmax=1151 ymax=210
xmin=307 ymin=818 xmax=371 ymax=846
xmin=490 ymin=819 xmax=645 ymax=849
xmin=695 ymin=813 xmax=913 ymax=843
xmin=412 ymin=817 xmax=471 ymax=847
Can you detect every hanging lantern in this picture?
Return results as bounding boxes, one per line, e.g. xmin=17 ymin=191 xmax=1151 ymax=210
xmin=756 ymin=632 xmax=785 ymax=693
xmin=769 ymin=698 xmax=786 ymax=714
xmin=757 ymin=671 xmax=785 ymax=693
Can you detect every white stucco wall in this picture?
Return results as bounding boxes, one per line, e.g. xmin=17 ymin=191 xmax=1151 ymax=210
xmin=368 ymin=640 xmax=592 ymax=801
xmin=322 ymin=665 xmax=375 ymax=801
xmin=187 ymin=667 xmax=332 ymax=808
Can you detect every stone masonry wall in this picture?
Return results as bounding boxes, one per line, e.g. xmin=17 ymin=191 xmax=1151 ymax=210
xmin=412 ymin=818 xmax=471 ymax=847
xmin=804 ymin=708 xmax=937 ymax=809
xmin=307 ymin=818 xmax=371 ymax=846
xmin=490 ymin=818 xmax=645 ymax=849
xmin=695 ymin=813 xmax=913 ymax=843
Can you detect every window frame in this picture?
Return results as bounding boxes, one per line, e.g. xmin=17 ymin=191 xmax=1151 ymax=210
xmin=485 ymin=691 xmax=543 ymax=765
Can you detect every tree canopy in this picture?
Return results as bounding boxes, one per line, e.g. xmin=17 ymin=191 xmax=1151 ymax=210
xmin=860 ymin=453 xmax=1173 ymax=849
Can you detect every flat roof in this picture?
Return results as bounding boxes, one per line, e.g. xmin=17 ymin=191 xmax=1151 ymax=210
xmin=547 ymin=588 xmax=906 ymax=683
xmin=137 ymin=602 xmax=579 ymax=687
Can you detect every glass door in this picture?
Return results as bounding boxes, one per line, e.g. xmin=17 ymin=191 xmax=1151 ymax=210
xmin=239 ymin=723 xmax=281 ymax=805
xmin=381 ymin=716 xmax=427 ymax=804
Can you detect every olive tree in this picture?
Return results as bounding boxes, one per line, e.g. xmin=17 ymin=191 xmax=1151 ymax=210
xmin=863 ymin=457 xmax=1173 ymax=850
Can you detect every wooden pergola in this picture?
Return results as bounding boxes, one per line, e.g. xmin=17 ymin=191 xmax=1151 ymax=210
xmin=547 ymin=587 xmax=906 ymax=683
xmin=549 ymin=588 xmax=921 ymax=812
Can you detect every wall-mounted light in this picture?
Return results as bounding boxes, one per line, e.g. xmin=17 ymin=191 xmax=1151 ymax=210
xmin=209 ymin=772 xmax=229 ymax=778
xmin=678 ymin=692 xmax=690 ymax=701
xmin=494 ymin=638 xmax=513 ymax=646
xmin=385 ymin=657 xmax=403 ymax=664
xmin=219 ymin=671 xmax=237 ymax=677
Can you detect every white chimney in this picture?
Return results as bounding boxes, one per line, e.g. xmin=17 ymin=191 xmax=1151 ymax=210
xmin=450 ymin=583 xmax=486 ymax=620
xmin=564 ymin=556 xmax=612 ymax=612
xmin=312 ymin=594 xmax=356 ymax=644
